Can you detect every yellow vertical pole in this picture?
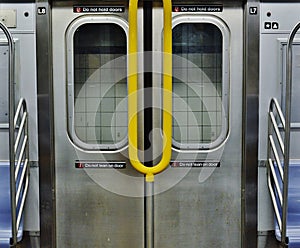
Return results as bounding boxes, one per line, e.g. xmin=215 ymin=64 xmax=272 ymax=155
xmin=128 ymin=0 xmax=172 ymax=182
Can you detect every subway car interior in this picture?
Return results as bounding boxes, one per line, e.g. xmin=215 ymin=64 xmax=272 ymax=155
xmin=1 ymin=0 xmax=300 ymax=247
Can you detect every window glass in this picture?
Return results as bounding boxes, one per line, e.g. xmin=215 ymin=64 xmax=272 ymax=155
xmin=172 ymin=23 xmax=224 ymax=148
xmin=72 ymin=24 xmax=127 ymax=147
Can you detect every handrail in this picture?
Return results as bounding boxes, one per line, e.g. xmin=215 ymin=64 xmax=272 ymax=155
xmin=266 ymin=22 xmax=300 ymax=247
xmin=0 ymin=22 xmax=29 ymax=247
xmin=128 ymin=0 xmax=172 ymax=182
xmin=269 ymin=98 xmax=285 ymax=181
xmin=282 ymin=21 xmax=300 ymax=245
xmin=0 ymin=21 xmax=18 ymax=246
xmin=13 ymin=98 xmax=29 ymax=234
xmin=267 ymin=98 xmax=287 ymax=245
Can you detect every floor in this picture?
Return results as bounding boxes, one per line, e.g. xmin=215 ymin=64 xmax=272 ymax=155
xmin=17 ymin=231 xmax=282 ymax=248
xmin=258 ymin=231 xmax=284 ymax=248
xmin=17 ymin=232 xmax=40 ymax=248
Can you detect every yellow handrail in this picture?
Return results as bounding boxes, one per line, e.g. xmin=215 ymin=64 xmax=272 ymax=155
xmin=128 ymin=0 xmax=172 ymax=182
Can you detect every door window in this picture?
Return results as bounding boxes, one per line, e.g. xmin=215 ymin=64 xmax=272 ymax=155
xmin=172 ymin=20 xmax=229 ymax=149
xmin=67 ymin=20 xmax=128 ymax=150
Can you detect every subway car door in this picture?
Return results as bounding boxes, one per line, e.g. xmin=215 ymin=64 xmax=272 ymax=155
xmin=151 ymin=2 xmax=244 ymax=247
xmin=50 ymin=1 xmax=243 ymax=247
xmin=52 ymin=3 xmax=145 ymax=247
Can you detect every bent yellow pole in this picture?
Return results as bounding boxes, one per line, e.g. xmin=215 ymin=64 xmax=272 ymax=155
xmin=128 ymin=0 xmax=172 ymax=182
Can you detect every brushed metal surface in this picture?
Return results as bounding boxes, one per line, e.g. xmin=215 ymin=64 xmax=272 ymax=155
xmin=47 ymin=2 xmax=253 ymax=247
xmin=153 ymin=4 xmax=244 ymax=248
xmin=242 ymin=1 xmax=259 ymax=247
xmin=52 ymin=4 xmax=144 ymax=247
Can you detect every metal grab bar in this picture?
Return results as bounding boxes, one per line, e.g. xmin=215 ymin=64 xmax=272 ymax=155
xmin=282 ymin=21 xmax=300 ymax=246
xmin=128 ymin=0 xmax=172 ymax=182
xmin=0 ymin=21 xmax=17 ymax=246
xmin=267 ymin=98 xmax=287 ymax=244
xmin=13 ymin=98 xmax=29 ymax=235
xmin=266 ymin=22 xmax=300 ymax=247
xmin=0 ymin=22 xmax=29 ymax=247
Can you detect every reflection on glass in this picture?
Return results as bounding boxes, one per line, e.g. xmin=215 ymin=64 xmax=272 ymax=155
xmin=73 ymin=24 xmax=127 ymax=146
xmin=172 ymin=23 xmax=223 ymax=146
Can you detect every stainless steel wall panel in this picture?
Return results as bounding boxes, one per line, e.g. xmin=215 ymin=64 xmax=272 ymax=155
xmin=242 ymin=1 xmax=259 ymax=247
xmin=0 ymin=2 xmax=39 ymax=232
xmin=36 ymin=1 xmax=56 ymax=247
xmin=259 ymin=3 xmax=300 ymax=160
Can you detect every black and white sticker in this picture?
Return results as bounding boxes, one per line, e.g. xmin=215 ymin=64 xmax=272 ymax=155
xmin=75 ymin=161 xmax=126 ymax=169
xmin=73 ymin=6 xmax=125 ymax=13
xmin=173 ymin=5 xmax=223 ymax=13
xmin=170 ymin=161 xmax=220 ymax=168
xmin=37 ymin=7 xmax=46 ymax=15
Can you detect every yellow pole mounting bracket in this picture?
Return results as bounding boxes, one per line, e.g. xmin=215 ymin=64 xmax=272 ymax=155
xmin=128 ymin=0 xmax=172 ymax=182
